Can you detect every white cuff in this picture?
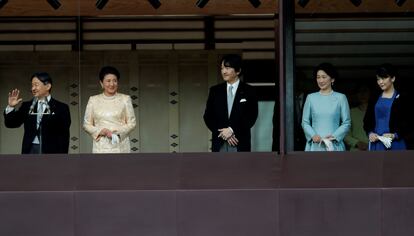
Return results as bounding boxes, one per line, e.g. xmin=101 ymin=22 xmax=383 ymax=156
xmin=5 ymin=105 xmax=15 ymax=114
xmin=228 ymin=127 xmax=234 ymax=134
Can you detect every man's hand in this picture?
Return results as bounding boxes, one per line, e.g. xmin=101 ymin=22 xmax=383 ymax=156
xmin=227 ymin=135 xmax=239 ymax=146
xmin=218 ymin=127 xmax=233 ymax=140
xmin=8 ymin=89 xmax=22 ymax=107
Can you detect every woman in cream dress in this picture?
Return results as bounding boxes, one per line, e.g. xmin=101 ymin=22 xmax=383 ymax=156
xmin=83 ymin=66 xmax=136 ymax=153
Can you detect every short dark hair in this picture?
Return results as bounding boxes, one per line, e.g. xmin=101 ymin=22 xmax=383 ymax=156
xmin=221 ymin=54 xmax=242 ymax=73
xmin=376 ymin=63 xmax=397 ymax=78
xmin=313 ymin=62 xmax=338 ymax=80
xmin=99 ymin=66 xmax=120 ymax=82
xmin=31 ymin=72 xmax=52 ymax=86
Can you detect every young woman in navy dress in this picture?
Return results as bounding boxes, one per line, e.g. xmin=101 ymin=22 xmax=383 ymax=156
xmin=363 ymin=63 xmax=410 ymax=150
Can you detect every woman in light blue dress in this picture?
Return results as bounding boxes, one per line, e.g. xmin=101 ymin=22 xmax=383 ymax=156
xmin=301 ymin=63 xmax=351 ymax=151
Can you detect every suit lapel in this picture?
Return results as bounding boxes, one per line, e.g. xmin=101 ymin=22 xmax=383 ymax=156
xmin=219 ymin=83 xmax=230 ymax=119
xmin=40 ymin=98 xmax=55 ymax=125
xmin=48 ymin=98 xmax=56 ymax=113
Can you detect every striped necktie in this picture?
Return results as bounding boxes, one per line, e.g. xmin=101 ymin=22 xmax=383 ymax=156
xmin=36 ymin=100 xmax=46 ymax=129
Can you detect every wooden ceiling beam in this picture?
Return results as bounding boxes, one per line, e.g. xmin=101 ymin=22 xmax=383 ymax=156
xmin=0 ymin=0 xmax=413 ymax=17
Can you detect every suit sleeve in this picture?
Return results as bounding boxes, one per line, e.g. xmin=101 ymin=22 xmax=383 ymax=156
xmin=245 ymin=86 xmax=258 ymax=129
xmin=203 ymin=87 xmax=216 ymax=132
xmin=4 ymin=103 xmax=29 ymax=128
xmin=230 ymin=85 xmax=258 ymax=140
xmin=59 ymin=103 xmax=71 ymax=153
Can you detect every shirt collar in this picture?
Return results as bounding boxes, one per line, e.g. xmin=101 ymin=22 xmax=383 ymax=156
xmin=227 ymin=78 xmax=240 ymax=91
xmin=38 ymin=95 xmax=51 ymax=103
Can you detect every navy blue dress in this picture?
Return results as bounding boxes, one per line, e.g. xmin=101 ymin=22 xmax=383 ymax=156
xmin=369 ymin=91 xmax=406 ymax=150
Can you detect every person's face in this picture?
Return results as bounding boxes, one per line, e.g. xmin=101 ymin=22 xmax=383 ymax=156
xmin=221 ymin=62 xmax=240 ymax=84
xmin=376 ymin=76 xmax=394 ymax=91
xmin=100 ymin=73 xmax=118 ymax=96
xmin=316 ymin=70 xmax=334 ymax=91
xmin=31 ymin=77 xmax=51 ymax=99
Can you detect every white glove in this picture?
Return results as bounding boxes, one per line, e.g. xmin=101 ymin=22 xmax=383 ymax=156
xmin=320 ymin=138 xmax=334 ymax=151
xmin=377 ymin=136 xmax=392 ymax=149
xmin=111 ymin=134 xmax=120 ymax=145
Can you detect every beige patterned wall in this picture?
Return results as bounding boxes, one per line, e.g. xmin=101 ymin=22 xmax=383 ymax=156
xmin=0 ymin=50 xmax=226 ymax=154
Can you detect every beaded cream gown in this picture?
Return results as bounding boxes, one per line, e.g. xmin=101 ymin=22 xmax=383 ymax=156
xmin=83 ymin=93 xmax=136 ymax=153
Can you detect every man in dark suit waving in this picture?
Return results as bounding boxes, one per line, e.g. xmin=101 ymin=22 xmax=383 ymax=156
xmin=4 ymin=72 xmax=71 ymax=154
xmin=204 ymin=54 xmax=258 ymax=152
